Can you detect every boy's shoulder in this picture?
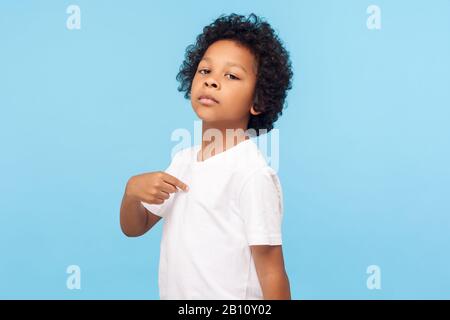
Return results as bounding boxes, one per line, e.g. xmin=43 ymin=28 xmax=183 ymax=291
xmin=169 ymin=144 xmax=197 ymax=163
xmin=234 ymin=139 xmax=271 ymax=171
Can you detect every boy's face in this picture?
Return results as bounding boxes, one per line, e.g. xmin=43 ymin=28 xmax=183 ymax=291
xmin=190 ymin=39 xmax=261 ymax=128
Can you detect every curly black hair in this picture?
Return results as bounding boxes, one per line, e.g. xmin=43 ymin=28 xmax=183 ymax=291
xmin=176 ymin=13 xmax=293 ymax=135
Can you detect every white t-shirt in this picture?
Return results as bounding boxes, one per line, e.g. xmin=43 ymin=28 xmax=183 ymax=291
xmin=141 ymin=138 xmax=284 ymax=300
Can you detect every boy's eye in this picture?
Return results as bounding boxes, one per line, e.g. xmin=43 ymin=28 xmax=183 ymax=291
xmin=197 ymin=69 xmax=240 ymax=80
xmin=226 ymin=74 xmax=240 ymax=80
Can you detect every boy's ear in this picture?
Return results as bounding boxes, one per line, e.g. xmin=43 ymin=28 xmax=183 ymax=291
xmin=250 ymin=105 xmax=262 ymax=116
xmin=250 ymin=95 xmax=262 ymax=116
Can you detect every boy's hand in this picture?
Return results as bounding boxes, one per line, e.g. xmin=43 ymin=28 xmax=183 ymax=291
xmin=125 ymin=171 xmax=189 ymax=205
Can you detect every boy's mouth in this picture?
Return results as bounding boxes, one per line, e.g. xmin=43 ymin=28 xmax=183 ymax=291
xmin=198 ymin=94 xmax=219 ymax=106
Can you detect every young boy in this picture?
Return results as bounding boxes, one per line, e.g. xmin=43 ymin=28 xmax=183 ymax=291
xmin=120 ymin=13 xmax=293 ymax=300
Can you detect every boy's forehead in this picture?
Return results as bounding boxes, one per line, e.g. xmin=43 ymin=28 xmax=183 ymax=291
xmin=201 ymin=40 xmax=257 ymax=73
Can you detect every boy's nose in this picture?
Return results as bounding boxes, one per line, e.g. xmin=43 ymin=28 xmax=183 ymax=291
xmin=204 ymin=78 xmax=219 ymax=89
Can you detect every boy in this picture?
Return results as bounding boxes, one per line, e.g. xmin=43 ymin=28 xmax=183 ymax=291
xmin=120 ymin=13 xmax=293 ymax=299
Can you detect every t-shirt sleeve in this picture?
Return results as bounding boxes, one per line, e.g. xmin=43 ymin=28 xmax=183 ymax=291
xmin=238 ymin=166 xmax=284 ymax=246
xmin=140 ymin=149 xmax=183 ymax=218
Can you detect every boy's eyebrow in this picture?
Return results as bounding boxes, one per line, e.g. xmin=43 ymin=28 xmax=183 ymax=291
xmin=200 ymin=56 xmax=248 ymax=74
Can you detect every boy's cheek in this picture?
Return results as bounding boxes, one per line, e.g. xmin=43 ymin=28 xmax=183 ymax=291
xmin=190 ymin=81 xmax=201 ymax=97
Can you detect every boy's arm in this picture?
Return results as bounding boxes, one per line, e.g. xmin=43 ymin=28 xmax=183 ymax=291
xmin=250 ymin=245 xmax=291 ymax=300
xmin=120 ymin=191 xmax=161 ymax=237
xmin=120 ymin=172 xmax=188 ymax=237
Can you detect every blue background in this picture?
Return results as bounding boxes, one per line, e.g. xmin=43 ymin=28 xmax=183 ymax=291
xmin=1 ymin=0 xmax=449 ymax=299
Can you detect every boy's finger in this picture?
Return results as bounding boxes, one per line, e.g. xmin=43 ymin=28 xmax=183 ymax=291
xmin=160 ymin=181 xmax=178 ymax=194
xmin=161 ymin=172 xmax=189 ymax=191
xmin=156 ymin=190 xmax=170 ymax=200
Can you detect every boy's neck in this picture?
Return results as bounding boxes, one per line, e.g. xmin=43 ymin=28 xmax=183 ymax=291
xmin=198 ymin=119 xmax=250 ymax=161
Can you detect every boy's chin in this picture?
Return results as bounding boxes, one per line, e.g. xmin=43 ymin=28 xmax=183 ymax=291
xmin=192 ymin=106 xmax=219 ymax=121
xmin=196 ymin=115 xmax=219 ymax=123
